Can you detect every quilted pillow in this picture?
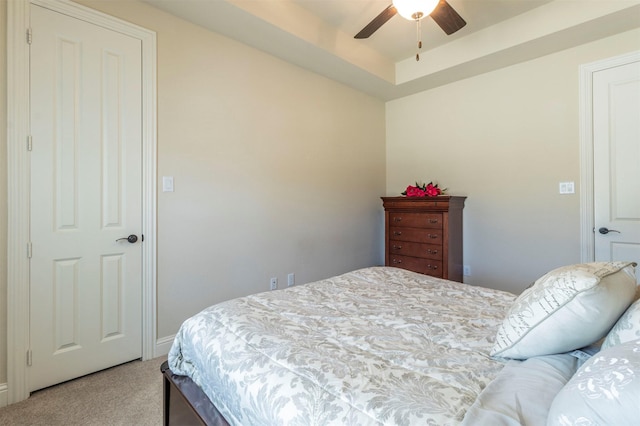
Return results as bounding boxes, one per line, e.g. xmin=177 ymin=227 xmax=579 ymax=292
xmin=602 ymin=298 xmax=640 ymax=349
xmin=546 ymin=338 xmax=640 ymax=425
xmin=491 ymin=262 xmax=637 ymax=359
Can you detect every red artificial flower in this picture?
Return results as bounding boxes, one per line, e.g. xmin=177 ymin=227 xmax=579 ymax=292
xmin=425 ymin=183 xmax=441 ymax=197
xmin=405 ymin=185 xmax=426 ymax=197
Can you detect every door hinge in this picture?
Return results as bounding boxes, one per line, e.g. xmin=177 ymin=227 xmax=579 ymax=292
xmin=27 ymin=28 xmax=32 ymax=45
xmin=27 ymin=349 xmax=33 ymax=366
xmin=27 ymin=135 xmax=33 ymax=151
xmin=27 ymin=242 xmax=32 ymax=259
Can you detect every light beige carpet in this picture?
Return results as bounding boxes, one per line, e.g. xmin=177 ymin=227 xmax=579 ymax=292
xmin=0 ymin=356 xmax=166 ymax=426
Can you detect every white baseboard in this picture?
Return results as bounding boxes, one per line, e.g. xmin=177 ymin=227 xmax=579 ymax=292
xmin=155 ymin=334 xmax=175 ymax=358
xmin=0 ymin=383 xmax=8 ymax=408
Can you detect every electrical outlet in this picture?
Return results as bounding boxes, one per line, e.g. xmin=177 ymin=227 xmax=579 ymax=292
xmin=287 ymin=273 xmax=295 ymax=287
xmin=463 ymin=265 xmax=471 ymax=276
xmin=270 ymin=277 xmax=278 ymax=290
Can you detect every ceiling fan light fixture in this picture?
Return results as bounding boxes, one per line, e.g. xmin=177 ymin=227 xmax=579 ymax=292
xmin=392 ymin=0 xmax=439 ymax=21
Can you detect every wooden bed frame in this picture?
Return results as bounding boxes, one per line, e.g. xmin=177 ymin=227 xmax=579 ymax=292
xmin=161 ymin=361 xmax=230 ymax=426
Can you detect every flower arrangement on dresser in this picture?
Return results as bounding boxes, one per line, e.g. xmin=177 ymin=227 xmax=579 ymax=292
xmin=401 ymin=181 xmax=445 ymax=197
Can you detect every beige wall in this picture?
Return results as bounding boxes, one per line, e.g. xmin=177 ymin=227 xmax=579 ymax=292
xmin=386 ymin=28 xmax=640 ymax=294
xmin=0 ymin=0 xmax=7 ymax=389
xmin=0 ymin=0 xmax=385 ymax=386
xmin=74 ymin=0 xmax=386 ymax=336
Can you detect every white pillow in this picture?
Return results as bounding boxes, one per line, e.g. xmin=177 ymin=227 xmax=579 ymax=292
xmin=602 ymin=297 xmax=640 ymax=349
xmin=491 ymin=262 xmax=637 ymax=359
xmin=461 ymin=354 xmax=578 ymax=426
xmin=546 ymin=339 xmax=640 ymax=426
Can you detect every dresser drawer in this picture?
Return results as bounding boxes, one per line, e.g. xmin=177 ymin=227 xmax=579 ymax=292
xmin=389 ymin=213 xmax=442 ymax=229
xmin=389 ymin=241 xmax=442 ymax=260
xmin=388 ymin=255 xmax=443 ymax=277
xmin=389 ymin=227 xmax=442 ymax=244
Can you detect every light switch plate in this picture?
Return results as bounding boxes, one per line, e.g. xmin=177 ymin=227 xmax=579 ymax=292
xmin=559 ymin=182 xmax=574 ymax=194
xmin=162 ymin=176 xmax=174 ymax=192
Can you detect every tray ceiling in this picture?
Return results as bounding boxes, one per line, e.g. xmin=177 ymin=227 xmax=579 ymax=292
xmin=143 ymin=0 xmax=640 ymax=99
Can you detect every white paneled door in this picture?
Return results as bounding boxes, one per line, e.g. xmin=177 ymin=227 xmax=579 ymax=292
xmin=29 ymin=4 xmax=143 ymax=391
xmin=593 ymin=59 xmax=640 ymax=281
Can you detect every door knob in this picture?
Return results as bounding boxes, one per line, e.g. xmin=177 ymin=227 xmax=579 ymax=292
xmin=598 ymin=227 xmax=621 ymax=235
xmin=116 ymin=234 xmax=138 ymax=243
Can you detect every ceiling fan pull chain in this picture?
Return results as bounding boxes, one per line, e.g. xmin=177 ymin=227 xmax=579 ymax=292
xmin=416 ymin=18 xmax=422 ymax=61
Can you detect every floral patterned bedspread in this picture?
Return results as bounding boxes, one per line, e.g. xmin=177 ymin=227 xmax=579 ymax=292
xmin=168 ymin=267 xmax=516 ymax=425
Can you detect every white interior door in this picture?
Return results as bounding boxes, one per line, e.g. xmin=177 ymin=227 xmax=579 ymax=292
xmin=29 ymin=4 xmax=143 ymax=391
xmin=593 ymin=59 xmax=640 ymax=281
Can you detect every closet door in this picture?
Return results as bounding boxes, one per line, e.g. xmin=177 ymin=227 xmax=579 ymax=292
xmin=29 ymin=4 xmax=143 ymax=391
xmin=593 ymin=59 xmax=640 ymax=281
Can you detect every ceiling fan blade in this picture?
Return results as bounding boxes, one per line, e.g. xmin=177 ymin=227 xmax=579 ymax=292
xmin=354 ymin=5 xmax=397 ymax=39
xmin=430 ymin=0 xmax=466 ymax=35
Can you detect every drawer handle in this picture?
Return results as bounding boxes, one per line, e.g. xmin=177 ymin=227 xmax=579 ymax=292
xmin=392 ymin=259 xmax=402 ymax=264
xmin=428 ymin=234 xmax=438 ymax=239
xmin=392 ymin=245 xmax=403 ymax=250
xmin=429 ymin=219 xmax=439 ymax=224
xmin=427 ymin=249 xmax=438 ymax=255
xmin=394 ymin=231 xmax=402 ymax=236
xmin=393 ymin=217 xmax=402 ymax=222
xmin=427 ymin=264 xmax=438 ymax=270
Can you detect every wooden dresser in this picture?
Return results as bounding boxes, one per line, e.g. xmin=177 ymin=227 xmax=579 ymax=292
xmin=381 ymin=196 xmax=466 ymax=282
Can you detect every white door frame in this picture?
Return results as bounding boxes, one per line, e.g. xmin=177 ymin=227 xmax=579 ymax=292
xmin=579 ymin=50 xmax=640 ymax=263
xmin=7 ymin=0 xmax=157 ymax=403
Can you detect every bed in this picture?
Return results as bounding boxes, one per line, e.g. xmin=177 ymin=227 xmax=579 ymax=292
xmin=163 ymin=263 xmax=640 ymax=425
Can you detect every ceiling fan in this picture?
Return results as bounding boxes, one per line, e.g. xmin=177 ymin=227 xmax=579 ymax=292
xmin=355 ymin=0 xmax=466 ymax=60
